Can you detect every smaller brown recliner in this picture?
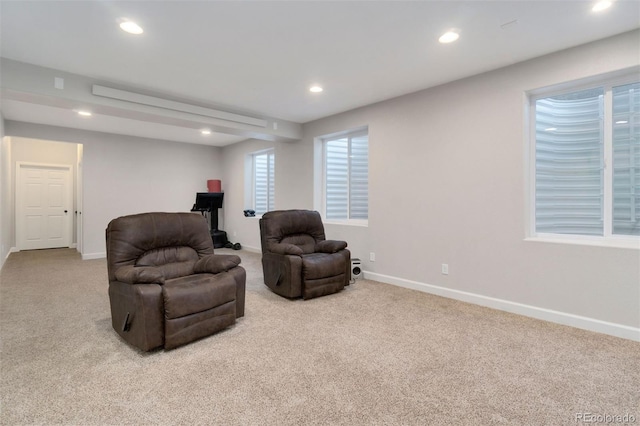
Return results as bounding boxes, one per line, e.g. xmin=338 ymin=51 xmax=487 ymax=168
xmin=259 ymin=209 xmax=350 ymax=299
xmin=106 ymin=212 xmax=246 ymax=351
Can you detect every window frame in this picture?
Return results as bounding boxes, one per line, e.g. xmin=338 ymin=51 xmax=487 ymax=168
xmin=526 ymin=70 xmax=640 ymax=249
xmin=250 ymin=148 xmax=275 ymax=217
xmin=316 ymin=127 xmax=369 ymax=227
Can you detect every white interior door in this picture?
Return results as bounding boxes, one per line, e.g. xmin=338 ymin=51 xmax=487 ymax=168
xmin=16 ymin=162 xmax=73 ymax=250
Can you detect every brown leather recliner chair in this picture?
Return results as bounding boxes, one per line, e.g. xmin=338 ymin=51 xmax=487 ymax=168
xmin=106 ymin=212 xmax=246 ymax=351
xmin=259 ymin=209 xmax=350 ymax=299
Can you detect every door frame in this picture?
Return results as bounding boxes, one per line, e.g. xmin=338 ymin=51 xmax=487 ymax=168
xmin=15 ymin=161 xmax=74 ymax=251
xmin=76 ymin=144 xmax=83 ymax=255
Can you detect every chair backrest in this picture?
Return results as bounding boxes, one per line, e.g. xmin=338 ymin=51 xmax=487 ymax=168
xmin=106 ymin=212 xmax=214 ymax=281
xmin=259 ymin=210 xmax=326 ymax=254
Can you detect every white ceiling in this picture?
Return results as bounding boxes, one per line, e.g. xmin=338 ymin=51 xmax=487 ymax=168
xmin=1 ymin=0 xmax=639 ymax=145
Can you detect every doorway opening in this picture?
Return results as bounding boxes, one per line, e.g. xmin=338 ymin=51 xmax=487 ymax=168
xmin=9 ymin=137 xmax=83 ymax=254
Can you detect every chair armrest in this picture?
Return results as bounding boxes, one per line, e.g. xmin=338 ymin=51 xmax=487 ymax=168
xmin=114 ymin=265 xmax=165 ymax=284
xmin=194 ymin=254 xmax=241 ymax=274
xmin=315 ymin=240 xmax=347 ymax=253
xmin=268 ymin=243 xmax=303 ymax=256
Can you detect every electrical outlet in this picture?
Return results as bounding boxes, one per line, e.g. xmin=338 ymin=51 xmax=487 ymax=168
xmin=369 ymin=252 xmax=375 ymax=262
xmin=441 ymin=264 xmax=449 ymax=275
xmin=233 ymin=231 xmax=237 ymax=237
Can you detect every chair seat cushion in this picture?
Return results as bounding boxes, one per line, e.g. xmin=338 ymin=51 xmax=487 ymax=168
xmin=302 ymin=253 xmax=346 ymax=280
xmin=163 ymin=273 xmax=236 ymax=320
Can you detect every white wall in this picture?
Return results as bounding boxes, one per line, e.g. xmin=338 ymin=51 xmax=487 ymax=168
xmin=221 ymin=138 xmax=273 ymax=251
xmin=5 ymin=122 xmax=223 ymax=258
xmin=0 ymin=113 xmax=9 ymax=268
xmin=221 ymin=30 xmax=640 ymax=338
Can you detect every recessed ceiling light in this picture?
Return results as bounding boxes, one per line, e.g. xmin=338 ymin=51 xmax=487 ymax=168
xmin=592 ymin=1 xmax=612 ymax=12
xmin=201 ymin=129 xmax=211 ymax=135
xmin=119 ymin=20 xmax=143 ymax=35
xmin=309 ymin=85 xmax=323 ymax=93
xmin=439 ymin=30 xmax=460 ymax=44
xmin=77 ymin=110 xmax=92 ymax=117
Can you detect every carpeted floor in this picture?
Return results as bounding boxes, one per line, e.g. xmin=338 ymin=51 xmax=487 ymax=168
xmin=0 ymin=248 xmax=638 ymax=425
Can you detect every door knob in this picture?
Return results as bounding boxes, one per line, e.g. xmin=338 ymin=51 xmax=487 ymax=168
xmin=64 ymin=210 xmax=68 ymax=213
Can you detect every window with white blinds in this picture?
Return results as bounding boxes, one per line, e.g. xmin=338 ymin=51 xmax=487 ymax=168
xmin=532 ymin=78 xmax=639 ymax=241
xmin=253 ymin=150 xmax=274 ymax=216
xmin=323 ymin=130 xmax=368 ymax=221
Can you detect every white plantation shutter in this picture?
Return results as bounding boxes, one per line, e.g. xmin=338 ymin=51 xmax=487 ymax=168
xmin=326 ymin=138 xmax=349 ymax=219
xmin=349 ymin=135 xmax=369 ymax=219
xmin=254 ymin=150 xmax=275 ymax=215
xmin=612 ymin=82 xmax=640 ymax=236
xmin=535 ymin=88 xmax=605 ymax=236
xmin=324 ymin=131 xmax=368 ymax=220
xmin=268 ymin=152 xmax=275 ymax=212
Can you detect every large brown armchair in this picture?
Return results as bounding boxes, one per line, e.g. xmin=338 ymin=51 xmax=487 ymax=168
xmin=106 ymin=212 xmax=246 ymax=351
xmin=259 ymin=209 xmax=350 ymax=299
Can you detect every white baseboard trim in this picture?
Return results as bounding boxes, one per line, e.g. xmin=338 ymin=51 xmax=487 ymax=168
xmin=1 ymin=247 xmax=19 ymax=271
xmin=70 ymin=243 xmax=77 ymax=249
xmin=82 ymin=252 xmax=105 ymax=260
xmin=364 ymin=271 xmax=640 ymax=342
xmin=3 ymin=248 xmax=15 ymax=261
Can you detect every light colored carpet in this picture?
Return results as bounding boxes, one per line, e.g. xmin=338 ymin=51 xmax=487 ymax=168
xmin=0 ymin=248 xmax=638 ymax=425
